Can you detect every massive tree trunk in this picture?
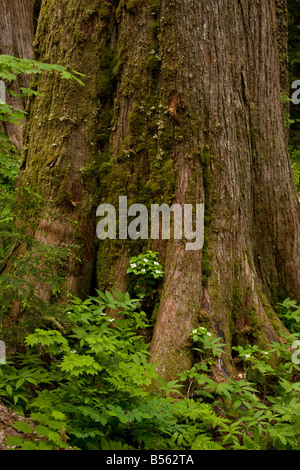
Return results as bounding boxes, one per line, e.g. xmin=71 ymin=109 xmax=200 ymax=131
xmin=13 ymin=0 xmax=300 ymax=381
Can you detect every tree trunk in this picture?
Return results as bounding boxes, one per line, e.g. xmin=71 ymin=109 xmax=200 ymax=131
xmin=16 ymin=0 xmax=300 ymax=381
xmin=0 ymin=0 xmax=35 ymax=150
xmin=19 ymin=0 xmax=116 ymax=300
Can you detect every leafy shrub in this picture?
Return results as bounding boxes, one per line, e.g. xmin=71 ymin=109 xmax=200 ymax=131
xmin=127 ymin=250 xmax=164 ymax=317
xmin=0 ymin=289 xmax=181 ymax=450
xmin=276 ymin=298 xmax=300 ymax=334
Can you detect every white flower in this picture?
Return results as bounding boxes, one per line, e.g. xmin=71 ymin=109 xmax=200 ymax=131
xmin=156 ymin=270 xmax=161 ymax=274
xmin=143 ymin=258 xmax=148 ymax=263
xmin=71 ymin=350 xmax=77 ymax=354
xmin=245 ymin=354 xmax=251 ymax=358
xmin=154 ymin=262 xmax=159 ymax=266
xmin=131 ymin=263 xmax=137 ymax=268
xmin=141 ymin=269 xmax=146 ymax=273
xmin=192 ymin=330 xmax=198 ymax=334
xmin=207 ymin=332 xmax=212 ymax=337
xmin=108 ymin=318 xmax=115 ymax=322
xmin=100 ymin=313 xmax=107 ymax=316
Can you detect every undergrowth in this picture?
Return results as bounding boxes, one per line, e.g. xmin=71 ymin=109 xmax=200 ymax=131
xmin=0 ymin=270 xmax=300 ymax=450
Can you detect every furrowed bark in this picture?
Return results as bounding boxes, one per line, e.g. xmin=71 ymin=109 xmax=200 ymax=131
xmin=97 ymin=0 xmax=300 ymax=380
xmin=0 ymin=0 xmax=35 ymax=149
xmin=19 ymin=0 xmax=118 ymax=300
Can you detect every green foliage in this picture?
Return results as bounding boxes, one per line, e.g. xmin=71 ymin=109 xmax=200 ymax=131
xmin=175 ymin=300 xmax=300 ymax=450
xmin=127 ymin=250 xmax=164 ymax=291
xmin=0 ymin=183 xmax=75 ymax=339
xmin=276 ymin=298 xmax=300 ymax=334
xmin=0 ymin=289 xmax=191 ymax=450
xmin=190 ymin=326 xmax=225 ymax=359
xmin=0 ymin=45 xmax=299 ymax=444
xmin=0 ymin=54 xmax=85 ymax=85
xmin=291 ymin=147 xmax=300 ymax=193
xmin=127 ymin=251 xmax=164 ymax=277
xmin=0 ymin=54 xmax=84 ymax=200
xmin=1 ymin=291 xmax=300 ymax=450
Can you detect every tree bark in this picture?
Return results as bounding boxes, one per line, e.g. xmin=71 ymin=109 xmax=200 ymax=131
xmin=0 ymin=0 xmax=35 ymax=150
xmin=19 ymin=0 xmax=117 ymax=300
xmin=15 ymin=0 xmax=300 ymax=381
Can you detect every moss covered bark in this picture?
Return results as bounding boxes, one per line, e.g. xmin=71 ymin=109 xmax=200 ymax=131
xmin=98 ymin=0 xmax=300 ymax=381
xmin=19 ymin=0 xmax=120 ymax=300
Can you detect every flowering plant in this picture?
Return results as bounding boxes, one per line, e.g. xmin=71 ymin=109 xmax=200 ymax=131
xmin=127 ymin=250 xmax=164 ymax=280
xmin=126 ymin=251 xmax=164 ymax=311
xmin=190 ymin=327 xmax=225 ymax=358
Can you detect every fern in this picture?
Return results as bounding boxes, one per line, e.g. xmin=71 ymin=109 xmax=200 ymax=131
xmin=100 ymin=438 xmax=136 ymax=451
xmin=191 ymin=433 xmax=224 ymax=450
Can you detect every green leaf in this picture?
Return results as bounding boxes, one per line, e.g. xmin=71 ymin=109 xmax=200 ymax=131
xmin=13 ymin=421 xmax=33 ymax=434
xmin=16 ymin=378 xmax=25 ymax=389
xmin=51 ymin=411 xmax=66 ymax=421
xmin=5 ymin=435 xmax=24 ymax=447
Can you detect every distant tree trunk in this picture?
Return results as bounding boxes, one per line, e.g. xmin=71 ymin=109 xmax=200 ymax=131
xmin=0 ymin=0 xmax=35 ymax=149
xmin=15 ymin=0 xmax=300 ymax=381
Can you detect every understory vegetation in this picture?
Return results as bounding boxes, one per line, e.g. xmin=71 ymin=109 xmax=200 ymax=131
xmin=0 ymin=280 xmax=300 ymax=450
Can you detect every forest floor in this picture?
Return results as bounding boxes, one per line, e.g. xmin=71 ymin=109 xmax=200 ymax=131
xmin=0 ymin=403 xmax=34 ymax=450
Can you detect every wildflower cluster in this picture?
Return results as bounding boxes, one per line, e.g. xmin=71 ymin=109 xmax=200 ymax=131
xmin=190 ymin=327 xmax=225 ymax=359
xmin=126 ymin=251 xmax=164 ymax=305
xmin=127 ymin=250 xmax=164 ymax=280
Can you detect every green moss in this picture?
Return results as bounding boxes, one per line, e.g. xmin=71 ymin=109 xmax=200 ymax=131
xmin=125 ymin=0 xmax=139 ymax=12
xmin=151 ymin=301 xmax=160 ymax=324
xmin=80 ymin=162 xmax=99 ymax=187
xmin=268 ymin=269 xmax=289 ymax=306
xmin=146 ymin=54 xmax=162 ymax=74
xmin=99 ymin=4 xmax=111 ymax=20
xmin=128 ymin=104 xmax=145 ymax=138
xmin=115 ymin=4 xmax=122 ymax=22
xmin=112 ymin=45 xmax=127 ymax=78
xmin=200 ymin=147 xmax=212 ymax=287
xmin=201 ymin=248 xmax=212 ymax=286
xmin=19 ymin=0 xmax=119 ymax=303
xmin=96 ymin=239 xmax=124 ymax=290
xmin=151 ymin=346 xmax=193 ymax=387
xmin=115 ymin=0 xmax=138 ymax=19
xmin=151 ymin=0 xmax=161 ymax=16
xmin=151 ymin=20 xmax=160 ymax=40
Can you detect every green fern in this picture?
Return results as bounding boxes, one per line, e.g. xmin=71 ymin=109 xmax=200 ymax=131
xmin=191 ymin=434 xmax=224 ymax=450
